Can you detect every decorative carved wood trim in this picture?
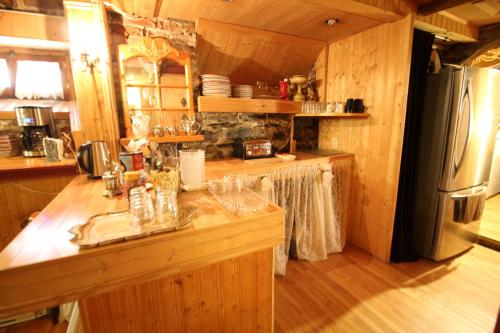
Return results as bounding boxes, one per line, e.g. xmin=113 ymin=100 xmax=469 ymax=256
xmin=120 ymin=36 xmax=180 ymax=63
xmin=468 ymin=47 xmax=500 ymax=67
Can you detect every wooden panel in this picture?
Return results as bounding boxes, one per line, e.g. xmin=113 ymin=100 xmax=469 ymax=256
xmin=0 ymin=176 xmax=283 ymax=318
xmin=198 ymin=96 xmax=302 ymax=114
xmin=161 ymin=0 xmax=387 ymax=42
xmin=314 ymin=46 xmax=328 ymax=103
xmin=415 ymin=12 xmax=479 ymax=42
xmin=275 ymin=245 xmax=500 ymax=332
xmin=0 ymin=170 xmax=75 ymax=251
xmin=302 ymin=0 xmax=415 ymax=22
xmin=79 ymin=248 xmax=274 ymax=333
xmin=197 ymin=19 xmax=325 ymax=86
xmin=0 ymin=157 xmax=76 ymax=173
xmin=121 ymin=0 xmax=157 ymax=18
xmin=0 ymin=10 xmax=68 ymax=42
xmin=64 ymin=1 xmax=120 ymax=159
xmin=318 ymin=15 xmax=414 ymax=262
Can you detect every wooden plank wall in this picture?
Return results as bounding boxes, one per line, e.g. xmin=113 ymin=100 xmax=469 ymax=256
xmin=0 ymin=171 xmax=75 ymax=250
xmin=64 ymin=1 xmax=120 ymax=159
xmin=79 ymin=248 xmax=274 ymax=333
xmin=196 ymin=19 xmax=326 ymax=86
xmin=318 ymin=15 xmax=414 ymax=262
xmin=0 ymin=10 xmax=68 ymax=42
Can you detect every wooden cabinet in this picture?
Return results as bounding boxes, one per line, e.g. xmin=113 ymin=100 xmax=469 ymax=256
xmin=118 ymin=36 xmax=196 ymax=140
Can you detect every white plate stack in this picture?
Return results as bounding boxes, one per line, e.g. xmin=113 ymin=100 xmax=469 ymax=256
xmin=231 ymin=85 xmax=253 ymax=99
xmin=201 ymin=74 xmax=231 ymax=97
xmin=0 ymin=132 xmax=21 ymax=157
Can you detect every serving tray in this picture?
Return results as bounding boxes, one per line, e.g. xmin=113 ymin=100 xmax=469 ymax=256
xmin=69 ymin=206 xmax=196 ymax=248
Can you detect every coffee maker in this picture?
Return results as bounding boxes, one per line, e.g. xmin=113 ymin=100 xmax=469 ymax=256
xmin=15 ymin=106 xmax=56 ymax=157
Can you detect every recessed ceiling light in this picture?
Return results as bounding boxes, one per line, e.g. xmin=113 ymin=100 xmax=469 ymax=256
xmin=326 ymin=18 xmax=338 ymax=26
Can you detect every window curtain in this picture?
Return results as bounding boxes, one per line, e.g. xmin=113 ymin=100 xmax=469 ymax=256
xmin=15 ymin=60 xmax=64 ymax=100
xmin=0 ymin=59 xmax=10 ymax=94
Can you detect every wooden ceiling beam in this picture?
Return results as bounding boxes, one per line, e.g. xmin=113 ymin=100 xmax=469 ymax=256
xmin=415 ymin=12 xmax=479 ymax=42
xmin=299 ymin=0 xmax=415 ymax=23
xmin=153 ymin=0 xmax=162 ymax=16
xmin=418 ymin=0 xmax=472 ymax=16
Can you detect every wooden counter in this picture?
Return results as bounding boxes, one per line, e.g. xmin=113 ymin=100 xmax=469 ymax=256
xmin=0 ymin=156 xmax=77 ymax=174
xmin=0 ymin=175 xmax=284 ymax=331
xmin=0 ymin=157 xmax=77 ymax=250
xmin=206 ymin=151 xmax=353 ymax=179
xmin=0 ymin=151 xmax=350 ymax=331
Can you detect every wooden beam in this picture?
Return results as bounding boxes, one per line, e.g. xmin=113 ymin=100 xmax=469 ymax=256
xmin=418 ymin=0 xmax=472 ymax=16
xmin=300 ymin=0 xmax=415 ymax=22
xmin=0 ymin=9 xmax=68 ymax=42
xmin=153 ymin=0 xmax=162 ymax=16
xmin=415 ymin=12 xmax=479 ymax=42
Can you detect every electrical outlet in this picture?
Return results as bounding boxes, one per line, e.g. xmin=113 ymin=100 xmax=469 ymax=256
xmin=331 ymin=138 xmax=338 ymax=149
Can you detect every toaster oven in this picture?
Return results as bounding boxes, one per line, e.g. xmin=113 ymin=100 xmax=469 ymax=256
xmin=233 ymin=138 xmax=273 ymax=160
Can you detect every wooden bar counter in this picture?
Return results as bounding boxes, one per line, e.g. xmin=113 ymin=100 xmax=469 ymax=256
xmin=0 ymin=175 xmax=284 ymax=332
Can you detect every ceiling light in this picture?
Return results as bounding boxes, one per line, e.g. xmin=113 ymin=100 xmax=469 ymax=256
xmin=326 ymin=19 xmax=338 ymax=26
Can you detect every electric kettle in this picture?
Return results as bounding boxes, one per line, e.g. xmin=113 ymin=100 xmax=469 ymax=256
xmin=77 ymin=141 xmax=110 ymax=178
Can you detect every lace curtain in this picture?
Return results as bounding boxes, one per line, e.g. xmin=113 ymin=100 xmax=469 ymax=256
xmin=15 ymin=60 xmax=64 ymax=100
xmin=248 ymin=158 xmax=352 ymax=276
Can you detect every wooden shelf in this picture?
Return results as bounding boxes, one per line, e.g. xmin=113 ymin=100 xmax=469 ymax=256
xmin=129 ymin=107 xmax=190 ymax=112
xmin=125 ymin=83 xmax=189 ymax=89
xmin=119 ymin=135 xmax=204 ymax=145
xmin=198 ymin=96 xmax=301 ymax=114
xmin=0 ymin=111 xmax=71 ymax=121
xmin=294 ymin=113 xmax=370 ymax=118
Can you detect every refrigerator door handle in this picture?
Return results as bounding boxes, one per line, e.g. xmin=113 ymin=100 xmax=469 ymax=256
xmin=453 ymin=83 xmax=471 ymax=173
xmin=449 ymin=186 xmax=487 ymax=224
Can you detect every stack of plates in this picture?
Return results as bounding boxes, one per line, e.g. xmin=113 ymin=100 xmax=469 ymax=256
xmin=201 ymin=74 xmax=231 ymax=97
xmin=0 ymin=132 xmax=21 ymax=157
xmin=232 ymin=85 xmax=253 ymax=99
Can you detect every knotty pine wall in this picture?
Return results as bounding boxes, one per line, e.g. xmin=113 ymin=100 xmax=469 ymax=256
xmin=196 ymin=19 xmax=326 ymax=87
xmin=318 ymin=15 xmax=414 ymax=262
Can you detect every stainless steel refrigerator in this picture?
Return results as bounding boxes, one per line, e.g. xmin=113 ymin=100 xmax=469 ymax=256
xmin=412 ymin=66 xmax=500 ymax=261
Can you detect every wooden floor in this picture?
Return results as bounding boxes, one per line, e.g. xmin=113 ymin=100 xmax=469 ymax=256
xmin=275 ymin=245 xmax=500 ymax=333
xmin=2 ymin=246 xmax=499 ymax=333
xmin=478 ymin=194 xmax=500 ymax=247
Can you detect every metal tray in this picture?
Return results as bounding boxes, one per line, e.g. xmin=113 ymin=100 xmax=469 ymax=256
xmin=69 ymin=206 xmax=197 ymax=248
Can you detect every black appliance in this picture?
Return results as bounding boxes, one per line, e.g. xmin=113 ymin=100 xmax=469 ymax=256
xmin=15 ymin=106 xmax=56 ymax=157
xmin=233 ymin=138 xmax=273 ymax=160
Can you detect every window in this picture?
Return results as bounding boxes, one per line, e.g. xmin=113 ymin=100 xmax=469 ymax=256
xmin=15 ymin=60 xmax=64 ymax=99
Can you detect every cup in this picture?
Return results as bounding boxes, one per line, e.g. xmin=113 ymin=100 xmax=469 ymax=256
xmin=335 ymin=102 xmax=344 ymax=113
xmin=129 ymin=186 xmax=154 ymax=226
xmin=345 ymin=99 xmax=355 ymax=113
xmin=354 ymin=99 xmax=365 ymax=113
xmin=155 ymin=187 xmax=178 ymax=225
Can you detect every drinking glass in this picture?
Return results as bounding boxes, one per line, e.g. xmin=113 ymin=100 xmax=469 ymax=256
xmin=155 ymin=186 xmax=178 ymax=225
xmin=129 ymin=186 xmax=154 ymax=227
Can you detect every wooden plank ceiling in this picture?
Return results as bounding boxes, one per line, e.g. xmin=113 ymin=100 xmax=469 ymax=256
xmin=118 ymin=0 xmax=410 ymax=43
